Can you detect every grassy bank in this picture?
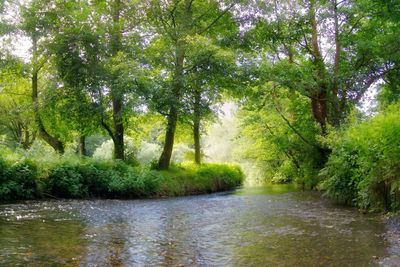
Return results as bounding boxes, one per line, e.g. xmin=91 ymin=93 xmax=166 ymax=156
xmin=0 ymin=155 xmax=244 ymax=201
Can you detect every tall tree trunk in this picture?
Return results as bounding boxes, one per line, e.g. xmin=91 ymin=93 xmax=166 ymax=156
xmin=157 ymin=42 xmax=185 ymax=169
xmin=309 ymin=0 xmax=328 ymax=135
xmin=158 ymin=43 xmax=184 ymax=169
xmin=79 ymin=135 xmax=87 ymax=156
xmin=332 ymin=0 xmax=341 ymax=126
xmin=193 ymin=88 xmax=201 ymax=164
xmin=31 ymin=37 xmax=64 ymax=154
xmin=157 ymin=0 xmax=192 ymax=169
xmin=112 ymin=96 xmax=124 ymax=160
xmin=110 ymin=0 xmax=124 ymax=160
xmin=158 ymin=106 xmax=178 ymax=169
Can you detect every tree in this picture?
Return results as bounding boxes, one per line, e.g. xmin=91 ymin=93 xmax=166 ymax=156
xmin=50 ymin=0 xmax=145 ymax=160
xmin=20 ymin=0 xmax=65 ymax=153
xmin=145 ymin=0 xmax=237 ymax=169
xmin=355 ymin=0 xmax=400 ymax=110
xmin=241 ymin=0 xmax=397 ymax=135
xmin=0 ymin=56 xmax=36 ymax=149
xmin=183 ymin=36 xmax=237 ymax=164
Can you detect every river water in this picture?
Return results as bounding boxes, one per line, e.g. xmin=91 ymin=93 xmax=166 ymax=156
xmin=1 ymin=185 xmax=399 ymax=266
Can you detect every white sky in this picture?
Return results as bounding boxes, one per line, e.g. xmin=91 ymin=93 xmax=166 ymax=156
xmin=358 ymin=81 xmax=382 ymax=116
xmin=1 ymin=0 xmax=32 ymax=61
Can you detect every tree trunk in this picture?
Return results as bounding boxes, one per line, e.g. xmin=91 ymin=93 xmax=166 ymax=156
xmin=112 ymin=96 xmax=124 ymax=160
xmin=311 ymin=91 xmax=327 ymax=135
xmin=31 ymin=37 xmax=64 ymax=154
xmin=309 ymin=0 xmax=328 ymax=135
xmin=193 ymin=89 xmax=201 ymax=164
xmin=110 ymin=0 xmax=124 ymax=160
xmin=157 ymin=43 xmax=185 ymax=169
xmin=158 ymin=106 xmax=178 ymax=169
xmin=22 ymin=129 xmax=36 ymax=150
xmin=331 ymin=0 xmax=341 ymax=126
xmin=157 ymin=0 xmax=193 ymax=169
xmin=157 ymin=45 xmax=184 ymax=170
xmin=79 ymin=135 xmax=87 ymax=156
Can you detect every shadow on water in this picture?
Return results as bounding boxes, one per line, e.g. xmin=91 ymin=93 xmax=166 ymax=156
xmin=0 ymin=184 xmax=399 ymax=266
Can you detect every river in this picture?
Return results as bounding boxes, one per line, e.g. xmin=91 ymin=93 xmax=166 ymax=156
xmin=1 ymin=185 xmax=399 ymax=266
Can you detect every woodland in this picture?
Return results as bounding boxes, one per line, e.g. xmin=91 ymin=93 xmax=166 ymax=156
xmin=0 ymin=0 xmax=399 ymax=211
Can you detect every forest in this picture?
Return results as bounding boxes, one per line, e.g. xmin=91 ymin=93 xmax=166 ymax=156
xmin=0 ymin=0 xmax=399 ymax=212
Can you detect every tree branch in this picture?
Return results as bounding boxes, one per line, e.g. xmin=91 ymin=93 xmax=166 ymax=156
xmin=197 ymin=2 xmax=236 ymax=35
xmin=100 ymin=119 xmax=116 ymax=142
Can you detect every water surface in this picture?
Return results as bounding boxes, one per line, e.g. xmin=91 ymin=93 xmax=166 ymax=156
xmin=1 ymin=185 xmax=399 ymax=266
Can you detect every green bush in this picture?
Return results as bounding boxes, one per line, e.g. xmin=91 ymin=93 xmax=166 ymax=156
xmin=0 ymin=152 xmax=244 ymax=201
xmin=157 ymin=163 xmax=244 ymax=196
xmin=48 ymin=165 xmax=88 ymax=198
xmin=77 ymin=162 xmax=111 ymax=196
xmin=196 ymin=163 xmax=244 ymax=191
xmin=108 ymin=168 xmax=161 ymax=198
xmin=0 ymin=158 xmax=38 ymax=201
xmin=321 ymin=105 xmax=400 ymax=211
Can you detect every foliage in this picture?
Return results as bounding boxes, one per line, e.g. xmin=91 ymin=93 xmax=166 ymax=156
xmin=93 ymin=137 xmax=138 ymax=165
xmin=0 ymin=56 xmax=36 ymax=148
xmin=136 ymin=142 xmax=162 ymax=165
xmin=0 ymin=152 xmax=243 ymax=201
xmin=0 ymin=158 xmax=39 ymax=200
xmin=321 ymin=105 xmax=400 ymax=211
xmin=1 ymin=0 xmax=399 ymax=211
xmin=156 ymin=163 xmax=244 ymax=196
xmin=237 ymin=85 xmax=323 ymax=187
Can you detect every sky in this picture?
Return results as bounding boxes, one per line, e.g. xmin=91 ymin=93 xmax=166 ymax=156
xmin=1 ymin=0 xmax=32 ymax=61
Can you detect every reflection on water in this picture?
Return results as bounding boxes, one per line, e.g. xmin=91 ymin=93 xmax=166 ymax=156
xmin=0 ymin=204 xmax=86 ymax=266
xmin=0 ymin=185 xmax=399 ymax=266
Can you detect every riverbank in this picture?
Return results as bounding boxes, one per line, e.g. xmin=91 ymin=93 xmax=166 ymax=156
xmin=0 ymin=156 xmax=244 ymax=201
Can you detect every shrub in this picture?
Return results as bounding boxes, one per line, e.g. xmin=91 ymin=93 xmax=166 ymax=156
xmin=76 ymin=162 xmax=112 ymax=197
xmin=1 ymin=153 xmax=244 ymax=201
xmin=196 ymin=163 xmax=244 ymax=191
xmin=157 ymin=163 xmax=244 ymax=196
xmin=0 ymin=158 xmax=38 ymax=201
xmin=108 ymin=168 xmax=161 ymax=198
xmin=48 ymin=165 xmax=88 ymax=198
xmin=321 ymin=105 xmax=400 ymax=211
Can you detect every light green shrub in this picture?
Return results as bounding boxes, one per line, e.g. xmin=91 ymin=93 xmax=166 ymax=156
xmin=321 ymin=104 xmax=400 ymax=211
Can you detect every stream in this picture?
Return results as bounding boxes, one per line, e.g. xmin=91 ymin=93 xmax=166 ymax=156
xmin=1 ymin=185 xmax=399 ymax=266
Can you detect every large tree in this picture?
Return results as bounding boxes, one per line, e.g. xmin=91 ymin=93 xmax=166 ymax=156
xmin=183 ymin=36 xmax=237 ymax=164
xmin=242 ymin=0 xmax=398 ymax=134
xmin=145 ymin=0 xmax=238 ymax=169
xmin=20 ymin=0 xmax=65 ymax=153
xmin=50 ymin=0 xmax=145 ymax=160
xmin=234 ymin=0 xmax=400 ymax=182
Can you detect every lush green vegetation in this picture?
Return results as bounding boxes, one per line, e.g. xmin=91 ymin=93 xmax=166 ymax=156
xmin=321 ymin=105 xmax=400 ymax=211
xmin=0 ymin=151 xmax=243 ymax=201
xmin=233 ymin=0 xmax=400 ymax=212
xmin=1 ymin=0 xmax=399 ymax=211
